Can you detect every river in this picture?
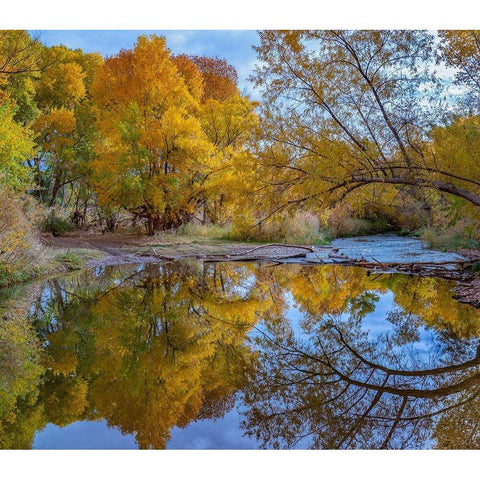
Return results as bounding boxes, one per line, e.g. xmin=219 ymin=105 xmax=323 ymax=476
xmin=0 ymin=236 xmax=479 ymax=449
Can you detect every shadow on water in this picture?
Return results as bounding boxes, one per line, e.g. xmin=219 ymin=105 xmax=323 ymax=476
xmin=1 ymin=260 xmax=479 ymax=449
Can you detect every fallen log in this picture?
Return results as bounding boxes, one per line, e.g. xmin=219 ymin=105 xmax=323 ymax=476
xmin=230 ymin=243 xmax=315 ymax=256
xmin=205 ymin=252 xmax=309 ymax=263
xmin=149 ymin=247 xmax=176 ymax=261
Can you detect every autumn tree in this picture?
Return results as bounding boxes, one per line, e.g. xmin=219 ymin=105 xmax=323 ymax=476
xmin=252 ymin=30 xmax=480 ymax=226
xmin=90 ymin=35 xmax=214 ymax=234
xmin=188 ymin=55 xmax=259 ymax=225
xmin=0 ymin=31 xmax=39 ymax=191
xmin=438 ymin=30 xmax=480 ymax=111
xmin=188 ymin=55 xmax=239 ymax=101
xmin=90 ymin=36 xmax=257 ymax=234
xmin=0 ymin=30 xmax=42 ymax=78
xmin=30 ymin=45 xmax=102 ymax=207
xmin=194 ymin=94 xmax=258 ymax=225
xmin=173 ymin=54 xmax=259 ymax=225
xmin=0 ymin=102 xmax=35 ymax=190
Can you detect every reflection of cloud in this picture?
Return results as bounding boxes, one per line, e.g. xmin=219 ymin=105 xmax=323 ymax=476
xmin=167 ymin=404 xmax=258 ymax=449
xmin=434 ymin=61 xmax=456 ymax=80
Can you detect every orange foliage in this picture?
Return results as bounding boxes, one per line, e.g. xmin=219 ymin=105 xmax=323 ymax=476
xmin=189 ymin=55 xmax=239 ymax=101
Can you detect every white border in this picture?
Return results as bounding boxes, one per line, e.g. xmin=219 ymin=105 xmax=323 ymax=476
xmin=0 ymin=450 xmax=478 ymax=479
xmin=1 ymin=0 xmax=480 ymax=29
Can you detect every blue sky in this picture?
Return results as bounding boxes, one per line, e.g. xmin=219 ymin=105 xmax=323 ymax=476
xmin=33 ymin=30 xmax=261 ymax=98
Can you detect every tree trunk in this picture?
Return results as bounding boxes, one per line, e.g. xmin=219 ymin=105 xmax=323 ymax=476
xmin=49 ymin=173 xmax=63 ymax=207
xmin=345 ymin=176 xmax=480 ymax=208
xmin=146 ymin=216 xmax=155 ymax=236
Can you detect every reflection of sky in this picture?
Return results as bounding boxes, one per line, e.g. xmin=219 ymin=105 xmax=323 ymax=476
xmin=33 ymin=407 xmax=259 ymax=449
xmin=361 ymin=290 xmax=438 ymax=366
xmin=27 ymin=262 xmax=475 ymax=449
xmin=33 ymin=420 xmax=137 ymax=449
xmin=167 ymin=406 xmax=258 ymax=449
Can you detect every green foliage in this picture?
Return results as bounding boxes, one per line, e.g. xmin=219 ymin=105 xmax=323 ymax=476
xmin=54 ymin=252 xmax=82 ymax=269
xmin=0 ymin=101 xmax=35 ymax=190
xmin=42 ymin=214 xmax=73 ymax=237
xmin=470 ymin=262 xmax=480 ymax=274
xmin=1 ymin=28 xmax=479 ymax=291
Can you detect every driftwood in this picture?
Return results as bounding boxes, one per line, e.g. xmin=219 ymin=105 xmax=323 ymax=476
xmin=150 ymin=247 xmax=176 ymax=261
xmin=230 ymin=243 xmax=316 ymax=256
xmin=147 ymin=243 xmax=476 ymax=278
xmin=302 ymin=256 xmax=478 ymax=283
xmin=321 ymin=259 xmax=475 ymax=269
xmin=203 ymin=243 xmax=316 ymax=263
xmin=206 ymin=250 xmax=477 ymax=283
xmin=205 ymin=252 xmax=309 ymax=263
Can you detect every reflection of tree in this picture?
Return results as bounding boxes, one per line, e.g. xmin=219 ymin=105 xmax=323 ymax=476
xmin=0 ymin=284 xmax=45 ymax=449
xmin=242 ymin=282 xmax=480 ymax=449
xmin=13 ymin=262 xmax=271 ymax=448
xmin=434 ymin=395 xmax=480 ymax=449
xmin=1 ymin=262 xmax=480 ymax=449
xmin=280 ymin=265 xmax=480 ymax=340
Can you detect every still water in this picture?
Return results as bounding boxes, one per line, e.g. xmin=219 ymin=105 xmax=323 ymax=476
xmin=1 ymin=261 xmax=479 ymax=449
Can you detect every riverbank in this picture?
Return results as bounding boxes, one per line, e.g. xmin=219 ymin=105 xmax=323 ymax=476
xmin=2 ymin=232 xmax=479 ymax=308
xmin=0 ymin=245 xmax=106 ymax=289
xmin=0 ymin=232 xmax=268 ymax=288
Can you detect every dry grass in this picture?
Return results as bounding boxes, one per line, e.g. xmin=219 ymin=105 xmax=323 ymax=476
xmin=230 ymin=212 xmax=330 ymax=245
xmin=0 ymin=189 xmax=46 ymax=283
xmin=0 ymin=189 xmax=106 ymax=287
xmin=175 ymin=222 xmax=233 ymax=240
xmin=421 ymin=219 xmax=480 ymax=251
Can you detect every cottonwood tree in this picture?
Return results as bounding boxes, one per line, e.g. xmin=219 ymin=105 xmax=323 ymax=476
xmin=189 ymin=55 xmax=239 ymax=101
xmin=0 ymin=31 xmax=42 ymax=77
xmin=91 ymin=36 xmax=217 ymax=234
xmin=91 ymin=36 xmax=257 ymax=234
xmin=439 ymin=30 xmax=480 ymax=112
xmin=31 ymin=45 xmax=102 ymax=207
xmin=252 ymin=30 xmax=480 ymax=223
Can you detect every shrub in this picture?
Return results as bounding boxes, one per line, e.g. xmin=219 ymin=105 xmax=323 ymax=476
xmin=0 ymin=188 xmax=44 ymax=278
xmin=176 ymin=222 xmax=233 ymax=239
xmin=43 ymin=214 xmax=73 ymax=237
xmin=471 ymin=262 xmax=480 ymax=274
xmin=232 ymin=212 xmax=329 ymax=244
xmin=421 ymin=219 xmax=480 ymax=251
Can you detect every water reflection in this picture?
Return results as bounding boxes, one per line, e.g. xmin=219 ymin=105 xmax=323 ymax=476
xmin=0 ymin=261 xmax=479 ymax=449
